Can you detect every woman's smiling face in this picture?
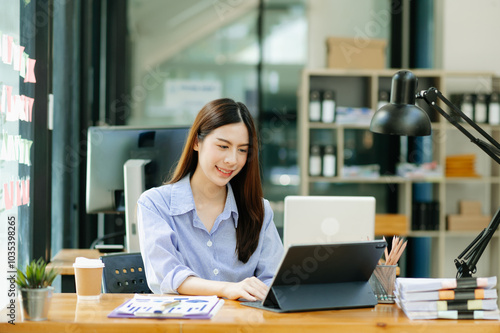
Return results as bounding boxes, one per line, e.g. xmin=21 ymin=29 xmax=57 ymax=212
xmin=193 ymin=122 xmax=249 ymax=188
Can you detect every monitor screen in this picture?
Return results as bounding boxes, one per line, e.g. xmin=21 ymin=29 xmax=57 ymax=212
xmin=86 ymin=125 xmax=190 ymax=214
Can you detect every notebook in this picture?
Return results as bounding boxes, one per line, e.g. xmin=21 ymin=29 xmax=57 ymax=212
xmin=283 ymin=196 xmax=376 ymax=249
xmin=241 ymin=240 xmax=386 ymax=313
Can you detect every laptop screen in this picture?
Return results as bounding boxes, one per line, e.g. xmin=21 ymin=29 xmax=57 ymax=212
xmin=283 ymin=196 xmax=376 ymax=249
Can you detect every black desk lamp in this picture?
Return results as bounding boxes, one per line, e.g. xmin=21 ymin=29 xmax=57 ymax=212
xmin=370 ymin=69 xmax=500 ymax=278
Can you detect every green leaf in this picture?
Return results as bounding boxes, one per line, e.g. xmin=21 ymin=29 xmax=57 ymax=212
xmin=15 ymin=257 xmax=59 ymax=289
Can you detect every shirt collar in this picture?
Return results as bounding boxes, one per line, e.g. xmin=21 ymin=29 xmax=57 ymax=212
xmin=170 ymin=175 xmax=239 ymax=227
xmin=170 ymin=175 xmax=195 ymax=216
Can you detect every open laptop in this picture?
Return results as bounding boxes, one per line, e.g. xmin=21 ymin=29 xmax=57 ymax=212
xmin=283 ymin=196 xmax=376 ymax=249
xmin=241 ymin=240 xmax=386 ymax=312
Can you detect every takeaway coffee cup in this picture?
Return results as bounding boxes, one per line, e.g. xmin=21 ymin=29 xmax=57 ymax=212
xmin=73 ymin=257 xmax=105 ymax=300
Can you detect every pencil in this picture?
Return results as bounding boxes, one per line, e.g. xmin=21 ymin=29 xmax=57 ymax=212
xmin=383 ymin=236 xmax=389 ymax=263
xmin=392 ymin=240 xmax=407 ymax=265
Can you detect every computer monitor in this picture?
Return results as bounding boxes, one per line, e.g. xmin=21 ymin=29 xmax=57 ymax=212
xmin=86 ymin=125 xmax=190 ymax=251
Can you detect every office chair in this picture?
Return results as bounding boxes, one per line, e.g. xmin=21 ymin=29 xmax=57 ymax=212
xmin=100 ymin=252 xmax=152 ymax=293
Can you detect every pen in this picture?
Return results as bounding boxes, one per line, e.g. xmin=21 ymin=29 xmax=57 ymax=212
xmin=153 ymin=300 xmax=181 ymax=314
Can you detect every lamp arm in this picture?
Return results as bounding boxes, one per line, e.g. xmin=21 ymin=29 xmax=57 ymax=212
xmin=417 ymin=87 xmax=500 ymax=278
xmin=455 ymin=208 xmax=500 ymax=278
xmin=417 ymin=88 xmax=500 ymax=164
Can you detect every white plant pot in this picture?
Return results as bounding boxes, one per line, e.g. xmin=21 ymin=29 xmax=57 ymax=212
xmin=19 ymin=286 xmax=54 ymax=321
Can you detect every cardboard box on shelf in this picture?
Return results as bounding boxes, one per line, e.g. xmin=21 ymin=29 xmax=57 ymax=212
xmin=447 ymin=200 xmax=491 ymax=231
xmin=326 ymin=37 xmax=387 ymax=69
xmin=447 ymin=215 xmax=491 ymax=231
xmin=460 ymin=200 xmax=482 ymax=215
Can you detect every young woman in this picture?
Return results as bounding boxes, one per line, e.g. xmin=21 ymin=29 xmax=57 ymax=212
xmin=137 ymin=98 xmax=284 ymax=301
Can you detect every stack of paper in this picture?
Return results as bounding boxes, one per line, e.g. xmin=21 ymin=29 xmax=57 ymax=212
xmin=395 ymin=276 xmax=500 ymax=320
xmin=108 ymin=295 xmax=224 ymax=319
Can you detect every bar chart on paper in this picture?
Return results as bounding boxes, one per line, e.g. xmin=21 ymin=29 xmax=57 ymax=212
xmin=108 ymin=295 xmax=224 ymax=319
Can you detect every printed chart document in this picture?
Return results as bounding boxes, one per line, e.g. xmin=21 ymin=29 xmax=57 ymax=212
xmin=108 ymin=295 xmax=224 ymax=319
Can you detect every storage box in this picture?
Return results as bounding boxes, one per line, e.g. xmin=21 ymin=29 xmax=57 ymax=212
xmin=447 ymin=215 xmax=491 ymax=231
xmin=459 ymin=200 xmax=482 ymax=215
xmin=375 ymin=214 xmax=408 ymax=236
xmin=326 ymin=37 xmax=387 ymax=69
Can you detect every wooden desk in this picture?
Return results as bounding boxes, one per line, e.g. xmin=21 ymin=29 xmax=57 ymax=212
xmin=47 ymin=249 xmax=102 ymax=293
xmin=47 ymin=249 xmax=102 ymax=275
xmin=1 ymin=293 xmax=499 ymax=333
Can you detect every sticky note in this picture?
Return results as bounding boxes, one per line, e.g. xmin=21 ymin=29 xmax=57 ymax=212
xmin=24 ymin=57 xmax=36 ymax=83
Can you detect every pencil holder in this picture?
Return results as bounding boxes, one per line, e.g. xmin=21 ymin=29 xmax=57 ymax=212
xmin=369 ymin=265 xmax=397 ymax=303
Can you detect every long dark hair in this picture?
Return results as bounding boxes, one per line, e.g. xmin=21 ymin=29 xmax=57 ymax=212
xmin=168 ymin=98 xmax=264 ymax=263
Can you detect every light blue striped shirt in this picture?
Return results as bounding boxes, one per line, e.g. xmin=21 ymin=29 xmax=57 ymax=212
xmin=137 ymin=175 xmax=284 ymax=294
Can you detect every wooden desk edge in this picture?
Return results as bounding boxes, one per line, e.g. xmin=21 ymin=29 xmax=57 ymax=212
xmin=47 ymin=249 xmax=102 ymax=275
xmin=1 ymin=293 xmax=500 ymax=333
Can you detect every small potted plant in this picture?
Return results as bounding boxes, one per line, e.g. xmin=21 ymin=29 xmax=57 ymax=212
xmin=16 ymin=258 xmax=58 ymax=321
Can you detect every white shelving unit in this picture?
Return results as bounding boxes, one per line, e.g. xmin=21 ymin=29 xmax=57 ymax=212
xmin=298 ymin=68 xmax=500 ymax=279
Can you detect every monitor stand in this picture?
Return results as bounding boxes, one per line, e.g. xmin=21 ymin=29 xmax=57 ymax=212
xmin=123 ymin=159 xmax=151 ymax=253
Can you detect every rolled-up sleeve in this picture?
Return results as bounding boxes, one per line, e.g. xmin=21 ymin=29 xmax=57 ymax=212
xmin=254 ymin=199 xmax=284 ymax=285
xmin=137 ymin=192 xmax=198 ymax=294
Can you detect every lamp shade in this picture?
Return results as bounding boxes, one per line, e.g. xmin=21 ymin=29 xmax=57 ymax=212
xmin=370 ymin=70 xmax=432 ymax=136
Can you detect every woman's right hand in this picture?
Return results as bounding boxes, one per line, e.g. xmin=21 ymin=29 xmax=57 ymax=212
xmin=222 ymin=277 xmax=269 ymax=301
